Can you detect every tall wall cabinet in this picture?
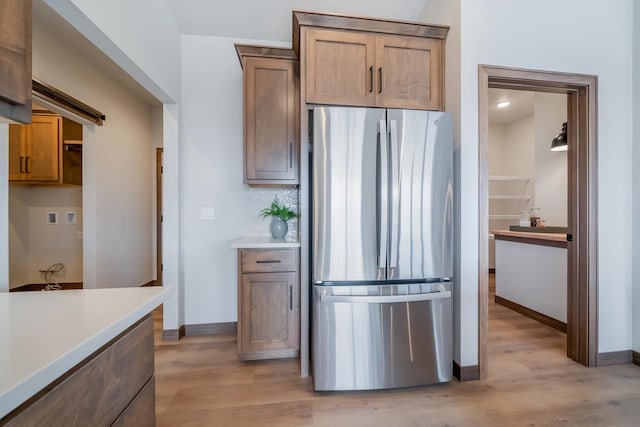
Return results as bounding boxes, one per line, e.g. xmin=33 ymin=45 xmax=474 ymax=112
xmin=235 ymin=45 xmax=299 ymax=186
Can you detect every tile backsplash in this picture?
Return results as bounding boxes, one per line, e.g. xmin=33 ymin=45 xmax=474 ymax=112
xmin=247 ymin=188 xmax=299 ymax=239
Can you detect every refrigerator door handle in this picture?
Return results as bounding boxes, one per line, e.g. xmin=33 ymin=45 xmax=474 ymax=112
xmin=320 ymin=291 xmax=451 ymax=304
xmin=378 ymin=119 xmax=389 ymax=270
xmin=389 ymin=119 xmax=400 ymax=269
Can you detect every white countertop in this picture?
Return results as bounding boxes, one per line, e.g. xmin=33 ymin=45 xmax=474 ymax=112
xmin=231 ymin=236 xmax=301 ymax=248
xmin=0 ymin=286 xmax=170 ymax=419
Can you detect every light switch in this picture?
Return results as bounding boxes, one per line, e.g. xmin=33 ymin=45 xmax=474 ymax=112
xmin=200 ymin=206 xmax=215 ymax=220
xmin=47 ymin=212 xmax=58 ymax=224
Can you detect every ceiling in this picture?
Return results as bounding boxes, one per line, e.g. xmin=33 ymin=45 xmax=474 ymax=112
xmin=32 ymin=0 xmax=161 ymax=107
xmin=488 ymin=89 xmax=535 ymax=125
xmin=168 ymin=0 xmax=430 ymax=41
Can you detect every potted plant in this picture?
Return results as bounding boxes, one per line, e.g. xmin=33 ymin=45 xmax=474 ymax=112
xmin=259 ymin=196 xmax=297 ymax=239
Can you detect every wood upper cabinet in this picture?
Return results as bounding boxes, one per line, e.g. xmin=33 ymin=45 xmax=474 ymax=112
xmin=375 ymin=35 xmax=442 ymax=110
xmin=9 ymin=114 xmax=61 ymax=182
xmin=0 ymin=0 xmax=32 ymax=123
xmin=295 ymin=12 xmax=448 ymax=111
xmin=242 ymin=54 xmax=298 ymax=185
xmin=237 ymin=248 xmax=299 ymax=360
xmin=305 ymin=28 xmax=375 ymax=107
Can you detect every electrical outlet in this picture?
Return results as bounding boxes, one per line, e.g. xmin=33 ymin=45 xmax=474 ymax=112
xmin=200 ymin=206 xmax=215 ymax=220
xmin=76 ymin=231 xmax=83 ymax=240
xmin=66 ymin=212 xmax=77 ymax=224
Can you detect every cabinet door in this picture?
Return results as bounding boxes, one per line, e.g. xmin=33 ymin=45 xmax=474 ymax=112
xmin=25 ymin=115 xmax=60 ymax=182
xmin=239 ymin=272 xmax=299 ymax=354
xmin=244 ymin=57 xmax=297 ymax=184
xmin=305 ymin=28 xmax=375 ymax=107
xmin=374 ymin=35 xmax=443 ymax=110
xmin=8 ymin=124 xmax=27 ymax=180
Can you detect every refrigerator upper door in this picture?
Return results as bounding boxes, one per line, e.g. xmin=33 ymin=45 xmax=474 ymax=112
xmin=313 ymin=107 xmax=387 ymax=283
xmin=387 ymin=110 xmax=453 ymax=280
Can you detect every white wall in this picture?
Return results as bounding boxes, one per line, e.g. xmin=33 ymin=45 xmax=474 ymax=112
xmin=460 ymin=0 xmax=634 ymax=357
xmin=496 ymin=240 xmax=567 ymax=322
xmin=44 ymin=0 xmax=181 ymax=103
xmin=632 ymin=0 xmax=640 ymax=354
xmin=31 ymin=12 xmax=157 ymax=288
xmin=181 ymin=35 xmax=300 ymax=325
xmin=534 ymin=93 xmax=567 ymax=227
xmin=0 ymin=125 xmax=8 ymax=293
xmin=9 ymin=186 xmax=83 ymax=288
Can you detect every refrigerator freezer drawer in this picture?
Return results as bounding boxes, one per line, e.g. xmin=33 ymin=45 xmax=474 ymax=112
xmin=312 ymin=283 xmax=452 ymax=391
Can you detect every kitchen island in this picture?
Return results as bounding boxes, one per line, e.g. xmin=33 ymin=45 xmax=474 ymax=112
xmin=493 ymin=230 xmax=567 ymax=331
xmin=0 ymin=286 xmax=169 ymax=425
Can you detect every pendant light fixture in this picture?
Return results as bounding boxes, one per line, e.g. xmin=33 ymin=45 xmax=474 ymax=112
xmin=550 ymin=122 xmax=568 ymax=151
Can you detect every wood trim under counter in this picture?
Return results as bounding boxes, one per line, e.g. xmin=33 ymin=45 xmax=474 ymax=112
xmin=493 ymin=230 xmax=568 ymax=249
xmin=633 ymin=351 xmax=640 ymax=367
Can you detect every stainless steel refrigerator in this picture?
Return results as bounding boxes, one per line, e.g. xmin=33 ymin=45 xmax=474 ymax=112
xmin=312 ymin=106 xmax=453 ymax=391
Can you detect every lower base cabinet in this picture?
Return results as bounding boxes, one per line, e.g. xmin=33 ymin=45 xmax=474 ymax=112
xmin=0 ymin=315 xmax=155 ymax=427
xmin=237 ymin=249 xmax=300 ymax=360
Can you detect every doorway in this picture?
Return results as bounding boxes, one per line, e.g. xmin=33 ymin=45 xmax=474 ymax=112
xmin=478 ymin=65 xmax=598 ymax=377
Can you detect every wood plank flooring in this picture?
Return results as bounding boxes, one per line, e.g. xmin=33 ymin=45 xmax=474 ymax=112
xmin=153 ymin=278 xmax=640 ymax=426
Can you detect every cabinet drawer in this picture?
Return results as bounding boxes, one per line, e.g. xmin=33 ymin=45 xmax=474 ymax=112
xmin=241 ymin=249 xmax=297 ymax=273
xmin=111 ymin=377 xmax=155 ymax=427
xmin=3 ymin=316 xmax=154 ymax=427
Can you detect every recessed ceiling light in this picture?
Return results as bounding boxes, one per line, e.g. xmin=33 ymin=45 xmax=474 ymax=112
xmin=497 ymin=101 xmax=511 ymax=109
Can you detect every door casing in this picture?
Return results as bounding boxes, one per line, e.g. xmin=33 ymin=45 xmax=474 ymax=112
xmin=478 ymin=65 xmax=598 ymax=377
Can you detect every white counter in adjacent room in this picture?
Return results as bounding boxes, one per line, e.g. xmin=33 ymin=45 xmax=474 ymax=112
xmin=231 ymin=236 xmax=301 ymax=249
xmin=0 ymin=286 xmax=169 ymax=419
xmin=493 ymin=230 xmax=567 ymax=325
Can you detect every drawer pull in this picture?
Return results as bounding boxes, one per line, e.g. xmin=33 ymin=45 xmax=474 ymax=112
xmin=289 ymin=285 xmax=293 ymax=310
xmin=256 ymin=260 xmax=281 ymax=264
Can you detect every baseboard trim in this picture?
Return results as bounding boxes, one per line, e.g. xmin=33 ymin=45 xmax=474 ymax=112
xmin=633 ymin=351 xmax=640 ymax=367
xmin=162 ymin=322 xmax=237 ymax=340
xmin=162 ymin=325 xmax=185 ymax=341
xmin=184 ymin=322 xmax=237 ymax=336
xmin=453 ymin=361 xmax=480 ymax=382
xmin=597 ymin=350 xmax=632 ymax=367
xmin=239 ymin=349 xmax=299 ymax=361
xmin=495 ymin=295 xmax=567 ymax=333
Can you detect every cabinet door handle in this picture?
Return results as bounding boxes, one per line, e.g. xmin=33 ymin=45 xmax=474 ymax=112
xmin=289 ymin=142 xmax=293 ymax=169
xmin=25 ymin=156 xmax=30 ymax=174
xmin=256 ymin=260 xmax=281 ymax=264
xmin=378 ymin=67 xmax=383 ymax=94
xmin=369 ymin=66 xmax=373 ymax=93
xmin=289 ymin=285 xmax=293 ymax=311
xmin=19 ymin=156 xmax=24 ymax=173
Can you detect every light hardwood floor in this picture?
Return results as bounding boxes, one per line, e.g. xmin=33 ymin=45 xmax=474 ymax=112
xmin=153 ymin=278 xmax=640 ymax=426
